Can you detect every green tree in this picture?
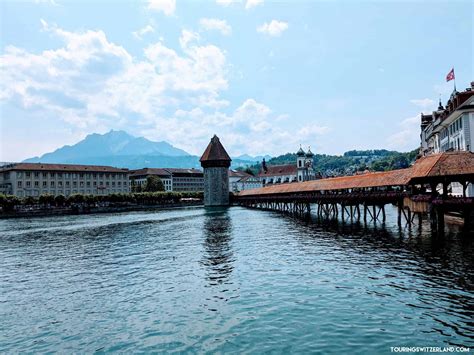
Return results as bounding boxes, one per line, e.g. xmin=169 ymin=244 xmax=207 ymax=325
xmin=55 ymin=194 xmax=66 ymax=206
xmin=144 ymin=175 xmax=165 ymax=192
xmin=39 ymin=193 xmax=55 ymax=206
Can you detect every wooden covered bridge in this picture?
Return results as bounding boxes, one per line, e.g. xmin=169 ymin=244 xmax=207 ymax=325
xmin=234 ymin=152 xmax=474 ymax=232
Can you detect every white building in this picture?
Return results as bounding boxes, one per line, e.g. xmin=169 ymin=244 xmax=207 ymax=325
xmin=258 ymin=146 xmax=319 ymax=186
xmin=0 ymin=163 xmax=130 ymax=197
xmin=420 ymin=82 xmax=474 ymax=196
xmin=229 ymin=170 xmax=263 ymax=192
xmin=130 ymin=168 xmax=204 ymax=192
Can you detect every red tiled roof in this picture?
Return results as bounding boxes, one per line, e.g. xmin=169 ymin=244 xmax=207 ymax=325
xmin=131 ymin=168 xmax=203 ymax=177
xmin=130 ymin=168 xmax=171 ymax=177
xmin=229 ymin=170 xmax=252 ymax=178
xmin=1 ymin=162 xmax=129 ymax=173
xmin=200 ymin=135 xmax=231 ymax=162
xmin=412 ymin=151 xmax=474 ymax=178
xmin=239 ymin=152 xmax=474 ymax=197
xmin=258 ymin=164 xmax=297 ymax=177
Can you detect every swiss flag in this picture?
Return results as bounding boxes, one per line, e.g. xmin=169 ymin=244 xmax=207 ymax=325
xmin=446 ymin=68 xmax=455 ymax=82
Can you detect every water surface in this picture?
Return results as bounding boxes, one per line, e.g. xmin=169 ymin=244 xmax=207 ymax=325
xmin=1 ymin=206 xmax=473 ymax=353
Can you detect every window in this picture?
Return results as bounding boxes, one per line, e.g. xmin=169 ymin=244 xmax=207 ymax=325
xmin=26 ymin=172 xmax=31 ymax=178
xmin=86 ymin=181 xmax=91 ymax=187
xmin=58 ymin=181 xmax=63 ymax=187
xmin=34 ymin=172 xmax=39 ymax=178
xmin=65 ymin=173 xmax=70 ymax=179
xmin=112 ymin=182 xmax=115 ymax=187
xmin=72 ymin=173 xmax=77 ymax=178
xmin=18 ymin=181 xmax=22 ymax=187
xmin=80 ymin=182 xmax=84 ymax=187
xmin=43 ymin=172 xmax=47 ymax=178
xmin=50 ymin=172 xmax=55 ymax=178
xmin=93 ymin=181 xmax=97 ymax=186
xmin=80 ymin=173 xmax=84 ymax=178
xmin=57 ymin=173 xmax=62 ymax=178
xmin=17 ymin=172 xmax=23 ymax=178
xmin=73 ymin=181 xmax=77 ymax=187
xmin=43 ymin=181 xmax=47 ymax=187
xmin=26 ymin=181 xmax=31 ymax=187
xmin=106 ymin=182 xmax=110 ymax=186
xmin=66 ymin=181 xmax=70 ymax=186
xmin=34 ymin=181 xmax=39 ymax=187
xmin=50 ymin=181 xmax=55 ymax=187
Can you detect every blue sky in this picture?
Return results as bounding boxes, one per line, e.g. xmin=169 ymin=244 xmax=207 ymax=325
xmin=0 ymin=0 xmax=472 ymax=161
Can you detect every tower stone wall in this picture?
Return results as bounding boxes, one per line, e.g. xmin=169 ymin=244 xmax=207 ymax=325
xmin=200 ymin=135 xmax=232 ymax=207
xmin=203 ymin=167 xmax=229 ymax=206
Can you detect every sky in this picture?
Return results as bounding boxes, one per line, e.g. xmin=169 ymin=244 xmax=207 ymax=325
xmin=0 ymin=0 xmax=472 ymax=161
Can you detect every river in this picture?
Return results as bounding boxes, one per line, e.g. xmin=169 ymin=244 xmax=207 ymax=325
xmin=0 ymin=206 xmax=473 ymax=353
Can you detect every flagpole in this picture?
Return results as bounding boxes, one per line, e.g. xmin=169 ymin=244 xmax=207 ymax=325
xmin=453 ymin=66 xmax=456 ymax=92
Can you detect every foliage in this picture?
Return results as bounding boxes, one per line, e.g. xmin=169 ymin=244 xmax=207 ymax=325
xmin=0 ymin=191 xmax=204 ymax=213
xmin=144 ymin=176 xmax=165 ymax=192
xmin=39 ymin=194 xmax=55 ymax=206
xmin=248 ymin=148 xmax=419 ymax=176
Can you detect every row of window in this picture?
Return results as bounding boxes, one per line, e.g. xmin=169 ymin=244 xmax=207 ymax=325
xmin=19 ymin=189 xmax=129 ymax=197
xmin=18 ymin=181 xmax=128 ymax=188
xmin=15 ymin=171 xmax=128 ymax=179
xmin=441 ymin=117 xmax=463 ymax=139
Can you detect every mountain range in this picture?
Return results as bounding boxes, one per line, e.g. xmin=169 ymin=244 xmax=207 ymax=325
xmin=23 ymin=130 xmax=269 ymax=169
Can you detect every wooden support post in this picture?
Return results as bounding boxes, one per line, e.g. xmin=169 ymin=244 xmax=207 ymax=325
xmin=397 ymin=202 xmax=402 ymax=226
xmin=407 ymin=208 xmax=412 ymax=226
xmin=381 ymin=205 xmax=386 ymax=222
xmin=364 ymin=204 xmax=367 ymax=224
xmin=372 ymin=205 xmax=376 ymax=222
xmin=437 ymin=206 xmax=445 ymax=234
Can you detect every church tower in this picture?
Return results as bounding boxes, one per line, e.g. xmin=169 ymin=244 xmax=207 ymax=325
xmin=296 ymin=146 xmax=306 ymax=182
xmin=305 ymin=147 xmax=315 ymax=180
xmin=200 ymin=135 xmax=232 ymax=206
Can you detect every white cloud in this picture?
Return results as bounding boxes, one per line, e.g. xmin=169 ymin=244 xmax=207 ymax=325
xmin=132 ymin=24 xmax=155 ymax=40
xmin=199 ymin=18 xmax=232 ymax=36
xmin=257 ymin=20 xmax=288 ymax=37
xmin=245 ymin=0 xmax=263 ymax=9
xmin=1 ymin=20 xmax=326 ymax=159
xmin=386 ymin=115 xmax=420 ymax=151
xmin=147 ymin=0 xmax=175 ymax=16
xmin=34 ymin=0 xmax=58 ymax=5
xmin=410 ymin=98 xmax=435 ymax=112
xmin=216 ymin=0 xmax=240 ymax=6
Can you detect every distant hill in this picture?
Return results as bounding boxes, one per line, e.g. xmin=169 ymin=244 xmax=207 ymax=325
xmin=234 ymin=154 xmax=272 ymax=162
xmin=247 ymin=149 xmax=419 ymax=176
xmin=23 ymin=130 xmax=263 ymax=170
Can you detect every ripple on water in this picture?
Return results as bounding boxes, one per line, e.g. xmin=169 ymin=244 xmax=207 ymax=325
xmin=0 ymin=206 xmax=473 ymax=352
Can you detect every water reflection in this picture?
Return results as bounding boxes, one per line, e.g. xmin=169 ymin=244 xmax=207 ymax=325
xmin=201 ymin=208 xmax=234 ymax=286
xmin=287 ymin=207 xmax=474 ymax=345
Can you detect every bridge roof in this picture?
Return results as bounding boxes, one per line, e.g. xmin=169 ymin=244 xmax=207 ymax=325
xmin=238 ymin=151 xmax=474 ymax=197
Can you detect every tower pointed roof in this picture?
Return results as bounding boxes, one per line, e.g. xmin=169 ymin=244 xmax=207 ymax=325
xmin=200 ymin=135 xmax=231 ymax=167
xmin=306 ymin=146 xmax=314 ymax=157
xmin=297 ymin=145 xmax=305 ymax=156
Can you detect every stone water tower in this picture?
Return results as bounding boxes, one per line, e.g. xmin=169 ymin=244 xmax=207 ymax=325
xmin=200 ymin=135 xmax=232 ymax=206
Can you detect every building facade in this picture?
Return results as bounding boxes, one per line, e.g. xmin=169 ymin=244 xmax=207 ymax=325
xmin=420 ymin=82 xmax=474 ymax=196
xmin=258 ymin=146 xmax=318 ymax=186
xmin=0 ymin=163 xmax=130 ymax=197
xmin=229 ymin=170 xmax=263 ymax=192
xmin=420 ymin=83 xmax=474 ymax=156
xmin=130 ymin=168 xmax=173 ymax=191
xmin=130 ymin=168 xmax=204 ymax=192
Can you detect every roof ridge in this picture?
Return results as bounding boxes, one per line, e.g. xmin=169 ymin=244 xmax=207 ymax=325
xmin=425 ymin=153 xmax=445 ymax=177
